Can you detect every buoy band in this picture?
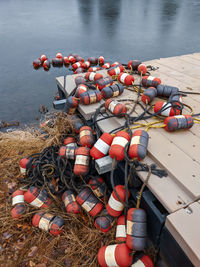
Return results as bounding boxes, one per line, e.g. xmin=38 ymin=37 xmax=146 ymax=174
xmin=108 ymin=194 xmax=124 ymax=211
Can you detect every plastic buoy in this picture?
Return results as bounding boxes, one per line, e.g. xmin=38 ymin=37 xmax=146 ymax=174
xmin=126 ymin=208 xmax=147 ymax=251
xmin=63 ymin=56 xmax=70 ymax=66
xmin=52 ymin=58 xmax=63 ymax=67
xmin=90 ymin=133 xmax=113 ymax=159
xmin=88 ymin=176 xmax=106 ymax=199
xmin=62 ymin=190 xmax=80 ymax=214
xmin=32 ymin=212 xmax=64 ymax=236
xmin=101 ymin=83 xmax=124 ymax=99
xmin=118 ymin=73 xmax=134 ymax=85
xmin=156 ymin=84 xmax=179 ymax=97
xmin=85 ymin=72 xmax=103 ymax=81
xmin=128 ymin=60 xmax=142 ymax=70
xmin=116 ymin=215 xmax=126 ymax=242
xmin=74 ymin=67 xmax=84 ymax=74
xmin=59 ymin=146 xmax=76 ymax=160
xmin=109 ymin=131 xmax=130 ymax=161
xmin=68 ymin=56 xmax=76 ymax=64
xmin=141 ymin=76 xmax=161 ymax=88
xmin=96 ymin=77 xmax=114 ymax=91
xmin=40 ymin=54 xmax=47 ymax=62
xmin=64 ymin=96 xmax=79 ymax=115
xmin=154 ymin=101 xmax=181 ymax=116
xmin=74 ymin=147 xmax=90 ymax=176
xmin=56 ymin=53 xmax=63 ymax=59
xmin=141 ymin=87 xmax=157 ymax=104
xmin=164 ymin=115 xmax=194 ymax=132
xmin=80 ymin=90 xmax=102 ymax=105
xmin=72 ymin=62 xmax=83 ymax=70
xmin=43 ymin=60 xmax=51 ymax=71
xmin=99 ymin=56 xmax=105 ymax=66
xmin=106 ymin=185 xmax=129 ymax=217
xmin=82 ymin=61 xmax=91 ymax=69
xmin=88 ymin=67 xmax=100 ymax=72
xmin=33 ymin=58 xmax=42 ymax=69
xmin=138 ymin=64 xmax=147 ymax=75
xmin=19 ymin=157 xmax=32 ymax=174
xmin=75 ymin=76 xmax=87 ymax=86
xmin=87 ymin=57 xmax=98 ymax=65
xmin=63 ymin=137 xmax=77 ymax=147
xmin=128 ymin=130 xmax=149 ymax=161
xmin=111 ymin=62 xmax=121 ymax=67
xmin=98 ymin=243 xmax=133 ymax=267
xmin=24 ymin=186 xmax=51 ymax=208
xmin=70 ymin=114 xmax=84 ymax=133
xmin=76 ymin=56 xmax=84 ymax=63
xmin=94 ymin=210 xmax=114 ymax=232
xmin=76 ymin=187 xmax=103 ymax=216
xmin=105 ymin=99 xmax=127 ymax=117
xmin=79 ymin=126 xmax=95 ymax=148
xmin=11 ymin=190 xmax=26 ymax=219
xmin=102 ymin=63 xmax=111 ymax=69
xmin=108 ymin=65 xmax=124 ymax=76
xmin=75 ymin=84 xmax=88 ymax=98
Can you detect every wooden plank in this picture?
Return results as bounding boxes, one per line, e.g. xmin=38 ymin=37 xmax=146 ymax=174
xmin=187 ymin=53 xmax=200 ymax=61
xmin=137 ymin=156 xmax=193 ymax=213
xmin=158 ymin=57 xmax=200 ymax=79
xmin=97 ymin=115 xmax=194 ymax=213
xmin=147 ymin=129 xmax=200 ymax=199
xmin=165 ymin=202 xmax=200 ymax=266
xmin=149 ymin=59 xmax=200 ymax=92
xmin=178 ymin=55 xmax=200 ymax=67
xmin=143 ymin=60 xmax=200 ymax=139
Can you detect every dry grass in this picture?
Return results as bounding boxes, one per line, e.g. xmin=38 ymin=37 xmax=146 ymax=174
xmin=0 ymin=113 xmax=116 ymax=267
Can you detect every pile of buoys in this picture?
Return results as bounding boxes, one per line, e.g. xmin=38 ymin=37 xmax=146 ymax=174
xmin=27 ymin=52 xmax=200 ymax=266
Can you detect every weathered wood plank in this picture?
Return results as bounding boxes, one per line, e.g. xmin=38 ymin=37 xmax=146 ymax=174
xmin=165 ymin=202 xmax=200 ymax=266
xmin=178 ymin=55 xmax=200 ymax=67
xmin=158 ymin=57 xmax=200 ymax=79
xmin=138 ymin=156 xmax=193 ymax=213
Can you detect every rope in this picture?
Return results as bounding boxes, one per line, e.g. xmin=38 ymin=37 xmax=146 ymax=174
xmin=136 ymin=164 xmax=151 ymax=209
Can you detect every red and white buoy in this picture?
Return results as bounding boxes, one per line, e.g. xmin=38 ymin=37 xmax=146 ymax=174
xmin=109 ymin=131 xmax=130 ymax=161
xmin=118 ymin=73 xmax=134 ymax=85
xmin=79 ymin=126 xmax=95 ymax=148
xmin=32 ymin=212 xmax=65 ymax=236
xmin=115 ymin=215 xmax=126 ymax=242
xmin=56 ymin=53 xmax=63 ymax=59
xmin=90 ymin=133 xmax=113 ymax=159
xmin=40 ymin=54 xmax=47 ymax=62
xmin=62 ymin=190 xmax=80 ymax=214
xmin=85 ymin=72 xmax=103 ymax=81
xmin=24 ymin=186 xmax=51 ymax=208
xmin=99 ymin=56 xmax=105 ymax=66
xmin=98 ymin=243 xmax=133 ymax=267
xmin=11 ymin=190 xmax=26 ymax=219
xmin=19 ymin=157 xmax=31 ymax=174
xmin=138 ymin=64 xmax=147 ymax=75
xmin=106 ymin=185 xmax=129 ymax=217
xmin=74 ymin=147 xmax=90 ymax=176
xmin=76 ymin=187 xmax=103 ymax=217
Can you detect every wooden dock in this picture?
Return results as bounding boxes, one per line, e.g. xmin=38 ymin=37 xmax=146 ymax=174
xmin=56 ymin=52 xmax=200 ymax=266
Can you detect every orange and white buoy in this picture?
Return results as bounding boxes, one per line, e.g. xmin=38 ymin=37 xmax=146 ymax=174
xmin=106 ymin=185 xmax=129 ymax=217
xmin=98 ymin=243 xmax=133 ymax=267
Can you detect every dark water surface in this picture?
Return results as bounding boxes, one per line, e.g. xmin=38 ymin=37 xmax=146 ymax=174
xmin=0 ymin=0 xmax=200 ymax=123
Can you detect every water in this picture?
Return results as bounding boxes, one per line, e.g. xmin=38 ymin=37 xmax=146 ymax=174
xmin=0 ymin=0 xmax=200 ymax=124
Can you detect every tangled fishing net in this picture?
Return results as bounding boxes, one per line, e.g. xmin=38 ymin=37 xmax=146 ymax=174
xmin=0 ymin=113 xmax=116 ymax=267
